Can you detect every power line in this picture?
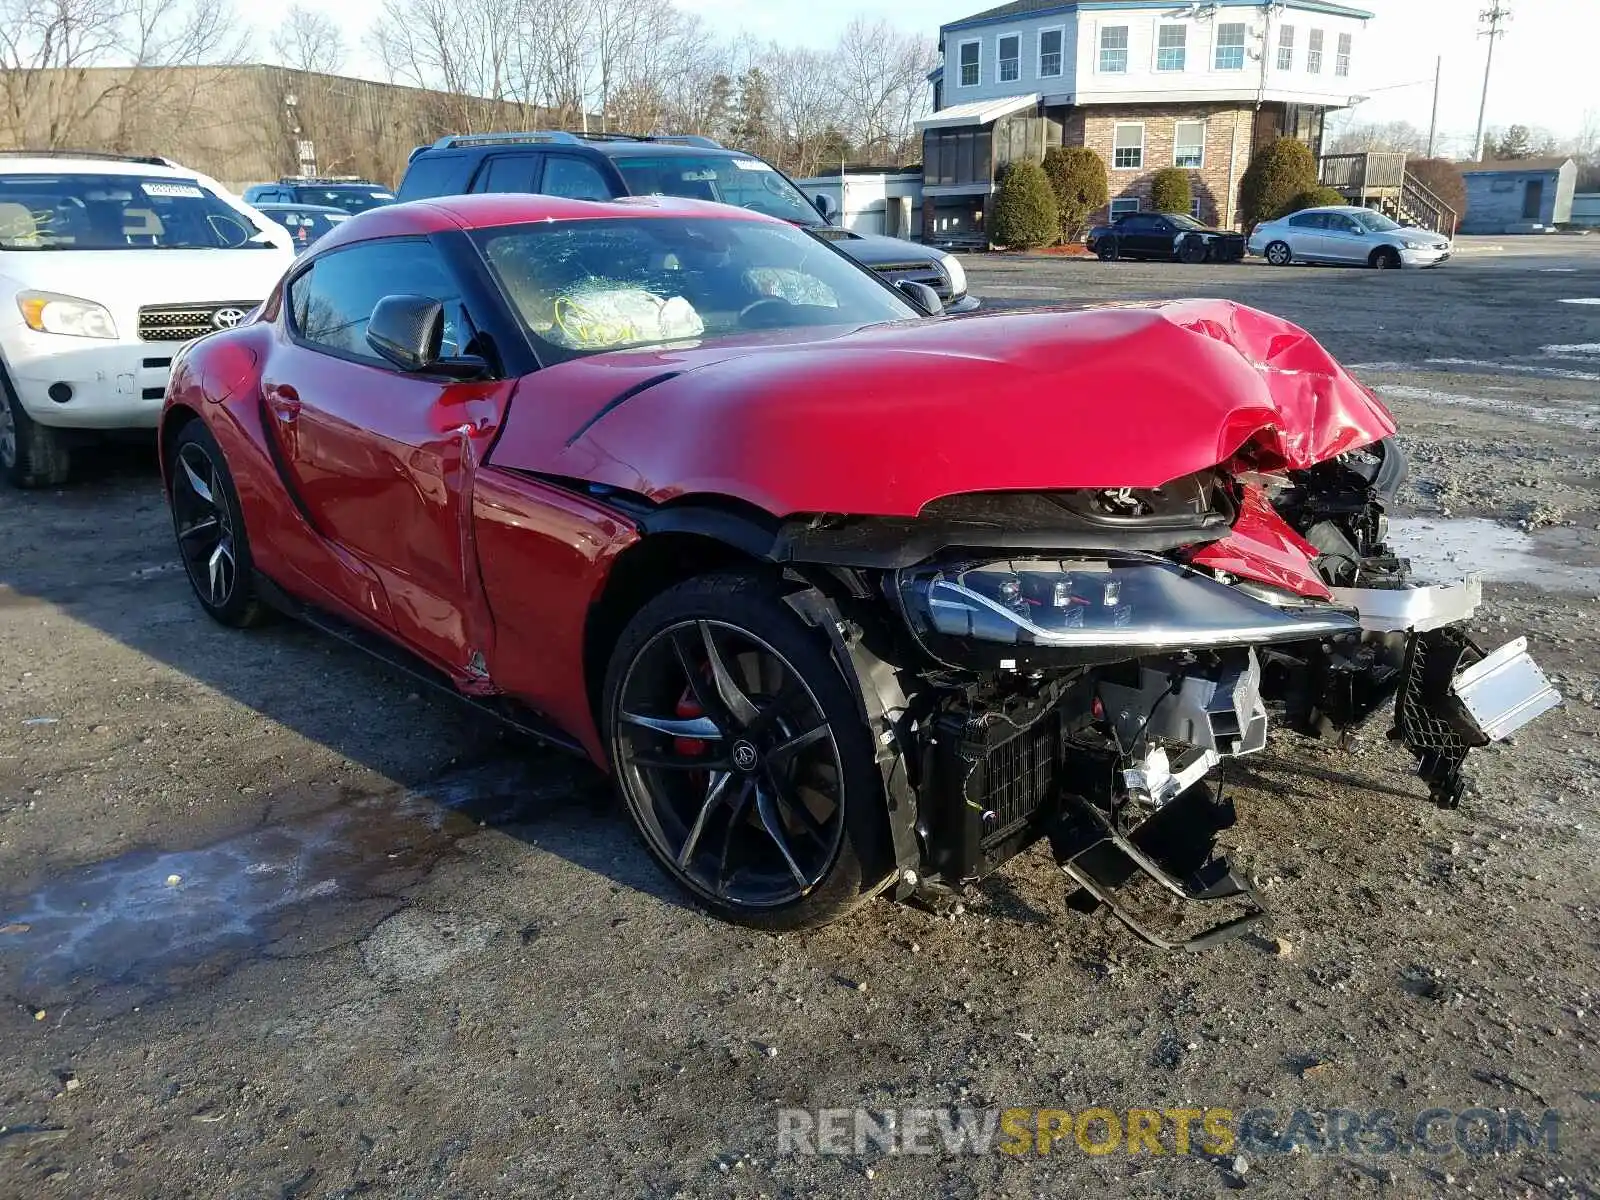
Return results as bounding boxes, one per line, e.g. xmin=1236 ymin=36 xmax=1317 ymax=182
xmin=1473 ymin=2 xmax=1511 ymax=161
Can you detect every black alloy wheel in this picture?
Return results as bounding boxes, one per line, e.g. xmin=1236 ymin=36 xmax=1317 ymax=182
xmin=605 ymin=573 xmax=887 ymax=930
xmin=1178 ymin=235 xmax=1209 ymax=264
xmin=168 ymin=420 xmax=269 ymax=628
xmin=1097 ymin=239 xmax=1119 ymax=261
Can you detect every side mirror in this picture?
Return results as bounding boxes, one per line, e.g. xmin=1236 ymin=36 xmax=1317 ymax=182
xmin=365 ymin=294 xmax=486 ymax=378
xmin=814 ymin=192 xmax=838 ymax=224
xmin=895 ymin=279 xmax=943 ymax=316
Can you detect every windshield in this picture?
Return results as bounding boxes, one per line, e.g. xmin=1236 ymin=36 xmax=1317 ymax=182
xmin=476 ymin=216 xmax=917 ymax=364
xmin=294 ymin=186 xmax=395 ymax=214
xmin=1350 ymin=210 xmax=1402 ymax=233
xmin=1164 ymin=213 xmax=1206 ymax=230
xmin=613 ymin=156 xmax=822 ymax=226
xmin=0 ymin=173 xmax=272 ymax=250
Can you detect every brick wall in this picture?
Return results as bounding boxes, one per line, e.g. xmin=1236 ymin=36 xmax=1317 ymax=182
xmin=1069 ymin=104 xmax=1255 ymax=229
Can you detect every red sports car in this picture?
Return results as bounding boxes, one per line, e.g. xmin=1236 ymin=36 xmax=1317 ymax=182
xmin=160 ymin=194 xmax=1559 ymax=945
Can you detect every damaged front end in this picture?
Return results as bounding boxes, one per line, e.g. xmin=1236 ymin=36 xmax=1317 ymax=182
xmin=823 ymin=443 xmax=1560 ymax=950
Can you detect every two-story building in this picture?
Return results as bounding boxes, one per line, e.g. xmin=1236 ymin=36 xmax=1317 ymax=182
xmin=919 ymin=0 xmax=1372 ymax=242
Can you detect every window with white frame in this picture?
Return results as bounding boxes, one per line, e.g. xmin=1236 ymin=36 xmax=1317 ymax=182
xmin=1174 ymin=120 xmax=1206 ymax=168
xmin=1190 ymin=198 xmax=1204 ymax=220
xmin=1156 ymin=24 xmax=1187 ymax=71
xmin=1113 ymin=123 xmax=1144 ymax=169
xmin=1099 ymin=25 xmax=1128 ymax=72
xmin=998 ymin=33 xmax=1021 ymax=82
xmin=1214 ymin=23 xmax=1246 ymax=70
xmin=1110 ymin=197 xmax=1141 ymax=217
xmin=1276 ymin=25 xmax=1295 ymax=70
xmin=1040 ymin=27 xmax=1064 ymax=77
xmin=1336 ymin=31 xmax=1352 ymax=76
xmin=1307 ymin=29 xmax=1323 ymax=73
xmin=958 ymin=39 xmax=980 ymax=87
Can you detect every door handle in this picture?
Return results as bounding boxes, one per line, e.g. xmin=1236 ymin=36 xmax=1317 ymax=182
xmin=268 ymin=385 xmax=301 ymax=423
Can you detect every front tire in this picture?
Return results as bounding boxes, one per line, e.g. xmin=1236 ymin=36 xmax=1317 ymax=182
xmin=1097 ymin=239 xmax=1119 ymax=262
xmin=603 ymin=571 xmax=889 ymax=931
xmin=0 ymin=373 xmax=71 ymax=488
xmin=1179 ymin=235 xmax=1209 ymax=264
xmin=1371 ymin=246 xmax=1401 ymax=270
xmin=1264 ymin=240 xmax=1293 ymax=267
xmin=167 ymin=418 xmax=269 ymax=628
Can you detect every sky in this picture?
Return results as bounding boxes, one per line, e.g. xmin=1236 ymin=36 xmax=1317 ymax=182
xmin=291 ymin=0 xmax=1593 ymax=153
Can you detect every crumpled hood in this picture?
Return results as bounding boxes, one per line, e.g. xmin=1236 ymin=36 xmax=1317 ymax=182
xmin=491 ymin=299 xmax=1396 ymax=518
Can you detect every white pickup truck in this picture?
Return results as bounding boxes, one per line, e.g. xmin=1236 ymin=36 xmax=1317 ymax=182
xmin=0 ymin=152 xmax=294 ymax=487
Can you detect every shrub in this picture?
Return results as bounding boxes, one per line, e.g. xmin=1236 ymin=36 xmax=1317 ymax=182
xmin=1042 ymin=145 xmax=1109 ymax=243
xmin=1283 ymin=185 xmax=1349 ymax=214
xmin=1149 ymin=168 xmax=1193 ymax=215
xmin=991 ymin=159 xmax=1059 ymax=250
xmin=1239 ymin=137 xmax=1319 ymax=227
xmin=1405 ymin=157 xmax=1467 ymax=222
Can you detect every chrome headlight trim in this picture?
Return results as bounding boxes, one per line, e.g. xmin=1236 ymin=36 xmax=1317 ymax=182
xmin=901 ymin=558 xmax=1360 ymax=650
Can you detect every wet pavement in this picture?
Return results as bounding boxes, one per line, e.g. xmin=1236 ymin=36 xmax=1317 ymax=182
xmin=0 ymin=757 xmax=603 ymax=1017
xmin=1390 ymin=517 xmax=1600 ymax=592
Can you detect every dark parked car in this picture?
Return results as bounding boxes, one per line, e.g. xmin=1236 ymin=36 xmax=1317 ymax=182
xmin=1086 ymin=212 xmax=1246 ymax=263
xmin=158 ymin=194 xmax=1559 ymax=943
xmin=397 ymin=131 xmax=977 ymax=312
xmin=243 ymin=177 xmax=396 ymax=215
xmin=253 ymin=202 xmax=350 ymax=254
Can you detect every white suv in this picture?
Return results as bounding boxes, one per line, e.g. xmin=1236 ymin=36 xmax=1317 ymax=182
xmin=0 ymin=152 xmax=294 ymax=487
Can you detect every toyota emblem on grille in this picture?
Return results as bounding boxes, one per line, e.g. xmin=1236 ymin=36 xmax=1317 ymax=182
xmin=211 ymin=307 xmax=247 ymax=330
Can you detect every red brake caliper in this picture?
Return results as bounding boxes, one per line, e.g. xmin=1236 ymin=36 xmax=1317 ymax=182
xmin=674 ymin=688 xmax=709 ymax=759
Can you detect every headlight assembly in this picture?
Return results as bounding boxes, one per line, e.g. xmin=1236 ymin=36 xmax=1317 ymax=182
xmin=899 ymin=557 xmax=1359 ymax=650
xmin=17 ymin=291 xmax=117 ymax=339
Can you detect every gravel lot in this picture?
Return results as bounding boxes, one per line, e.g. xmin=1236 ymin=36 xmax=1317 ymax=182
xmin=2 ymin=239 xmax=1598 ymax=1198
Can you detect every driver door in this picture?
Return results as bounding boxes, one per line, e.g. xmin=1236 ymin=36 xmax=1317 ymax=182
xmin=260 ymin=237 xmax=513 ymax=676
xmin=1320 ymin=213 xmax=1369 ymax=263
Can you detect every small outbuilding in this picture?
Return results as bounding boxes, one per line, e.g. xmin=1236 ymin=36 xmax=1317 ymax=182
xmin=794 ymin=168 xmax=926 ymax=240
xmin=1460 ymin=157 xmax=1577 ymax=233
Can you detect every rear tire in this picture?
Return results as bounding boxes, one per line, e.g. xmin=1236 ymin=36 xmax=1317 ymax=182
xmin=1371 ymin=246 xmax=1401 ymax=270
xmin=0 ymin=373 xmax=71 ymax=489
xmin=1264 ymin=241 xmax=1293 ymax=267
xmin=1178 ymin=236 xmax=1209 ymax=264
xmin=166 ymin=418 xmax=270 ymax=628
xmin=603 ymin=571 xmax=890 ymax=931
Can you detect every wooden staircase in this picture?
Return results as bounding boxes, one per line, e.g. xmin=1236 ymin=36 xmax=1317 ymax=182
xmin=1318 ymin=152 xmax=1458 ymax=237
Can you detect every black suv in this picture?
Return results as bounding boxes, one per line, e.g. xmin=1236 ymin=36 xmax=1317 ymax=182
xmin=243 ymin=177 xmax=396 ymax=215
xmin=397 ymin=132 xmax=976 ymax=312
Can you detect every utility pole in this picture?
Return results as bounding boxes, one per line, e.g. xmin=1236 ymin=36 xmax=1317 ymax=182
xmin=1474 ymin=2 xmax=1511 ymax=161
xmin=1427 ymin=55 xmax=1441 ymax=157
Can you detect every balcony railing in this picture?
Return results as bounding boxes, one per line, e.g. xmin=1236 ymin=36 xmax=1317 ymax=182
xmin=1318 ymin=151 xmax=1408 ymax=193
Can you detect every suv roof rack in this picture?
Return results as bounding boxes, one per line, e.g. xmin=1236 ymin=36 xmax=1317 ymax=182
xmin=425 ymin=130 xmax=724 ymax=152
xmin=0 ymin=149 xmax=177 ymax=167
xmin=429 ymin=131 xmax=586 ymax=150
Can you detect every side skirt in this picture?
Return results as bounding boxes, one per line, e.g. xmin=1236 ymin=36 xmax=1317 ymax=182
xmin=252 ymin=571 xmax=587 ymax=757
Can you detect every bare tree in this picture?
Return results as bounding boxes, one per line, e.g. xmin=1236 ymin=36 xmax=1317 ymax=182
xmin=272 ymin=4 xmax=346 ymax=74
xmin=0 ymin=0 xmax=248 ymax=151
xmin=368 ymin=0 xmax=520 ymax=129
xmin=833 ymin=18 xmax=936 ymax=163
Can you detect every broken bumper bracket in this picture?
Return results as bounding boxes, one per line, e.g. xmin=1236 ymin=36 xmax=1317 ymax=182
xmin=1051 ymin=785 xmax=1270 ymax=951
xmin=1392 ymin=628 xmax=1561 ymax=808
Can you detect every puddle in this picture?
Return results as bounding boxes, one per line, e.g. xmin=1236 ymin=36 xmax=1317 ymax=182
xmin=1389 ymin=518 xmax=1600 ymax=592
xmin=0 ymin=757 xmax=599 ymax=1006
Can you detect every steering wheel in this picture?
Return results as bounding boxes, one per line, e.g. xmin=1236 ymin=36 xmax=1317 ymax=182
xmin=738 ymin=297 xmax=795 ymax=328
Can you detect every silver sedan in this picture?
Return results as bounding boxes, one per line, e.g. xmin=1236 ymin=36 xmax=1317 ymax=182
xmin=1248 ymin=206 xmax=1451 ymax=269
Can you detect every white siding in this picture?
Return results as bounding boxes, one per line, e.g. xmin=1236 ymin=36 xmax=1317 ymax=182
xmin=937 ymin=3 xmax=1369 ymax=108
